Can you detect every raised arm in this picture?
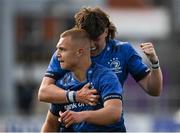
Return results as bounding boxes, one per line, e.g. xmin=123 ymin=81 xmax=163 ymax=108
xmin=138 ymin=42 xmax=163 ymax=96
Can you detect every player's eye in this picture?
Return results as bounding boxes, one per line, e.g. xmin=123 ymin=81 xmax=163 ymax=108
xmin=58 ymin=47 xmax=65 ymax=52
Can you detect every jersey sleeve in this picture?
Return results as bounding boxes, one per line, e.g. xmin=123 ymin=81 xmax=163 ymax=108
xmin=49 ymin=103 xmax=65 ymax=116
xmin=98 ymin=71 xmax=123 ymax=103
xmin=126 ymin=44 xmax=150 ymax=82
xmin=45 ymin=52 xmax=69 ymax=80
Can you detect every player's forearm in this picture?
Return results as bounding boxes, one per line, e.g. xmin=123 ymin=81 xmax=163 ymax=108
xmin=82 ymin=100 xmax=121 ymax=125
xmin=38 ymin=77 xmax=68 ymax=103
xmin=147 ymin=67 xmax=163 ymax=96
xmin=140 ymin=43 xmax=163 ymax=96
xmin=82 ymin=107 xmax=120 ymax=125
xmin=38 ymin=84 xmax=67 ymax=104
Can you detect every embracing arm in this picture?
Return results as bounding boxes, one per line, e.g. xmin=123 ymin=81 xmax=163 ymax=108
xmin=38 ymin=77 xmax=67 ymax=103
xmin=41 ymin=111 xmax=59 ymax=132
xmin=38 ymin=77 xmax=99 ymax=104
xmin=138 ymin=42 xmax=163 ymax=96
xmin=60 ymin=99 xmax=122 ymax=127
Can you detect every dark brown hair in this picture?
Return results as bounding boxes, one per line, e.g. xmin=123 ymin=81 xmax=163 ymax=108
xmin=75 ymin=7 xmax=117 ymax=40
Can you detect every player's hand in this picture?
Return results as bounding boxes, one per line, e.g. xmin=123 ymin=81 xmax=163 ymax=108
xmin=76 ymin=83 xmax=99 ymax=106
xmin=58 ymin=110 xmax=84 ymax=128
xmin=140 ymin=42 xmax=159 ymax=63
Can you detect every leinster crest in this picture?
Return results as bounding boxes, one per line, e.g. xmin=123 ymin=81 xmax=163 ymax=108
xmin=108 ymin=58 xmax=122 ymax=73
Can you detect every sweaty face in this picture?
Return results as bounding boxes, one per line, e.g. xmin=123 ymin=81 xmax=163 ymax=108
xmin=56 ymin=37 xmax=78 ymax=70
xmin=90 ymin=29 xmax=108 ymax=56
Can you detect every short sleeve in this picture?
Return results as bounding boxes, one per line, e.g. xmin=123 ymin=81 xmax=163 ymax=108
xmin=126 ymin=44 xmax=150 ymax=82
xmin=49 ymin=103 xmax=65 ymax=116
xmin=98 ymin=71 xmax=123 ymax=102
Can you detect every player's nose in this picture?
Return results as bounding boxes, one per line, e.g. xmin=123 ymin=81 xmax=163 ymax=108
xmin=56 ymin=50 xmax=61 ymax=58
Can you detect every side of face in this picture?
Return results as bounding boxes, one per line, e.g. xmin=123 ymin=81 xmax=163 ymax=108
xmin=56 ymin=36 xmax=79 ymax=70
xmin=90 ymin=29 xmax=108 ymax=56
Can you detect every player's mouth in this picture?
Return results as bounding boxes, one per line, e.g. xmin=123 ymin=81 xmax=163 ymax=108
xmin=60 ymin=60 xmax=64 ymax=63
xmin=57 ymin=57 xmax=64 ymax=63
xmin=91 ymin=47 xmax=97 ymax=51
xmin=60 ymin=61 xmax=65 ymax=66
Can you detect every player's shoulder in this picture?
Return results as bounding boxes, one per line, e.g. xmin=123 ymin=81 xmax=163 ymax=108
xmin=88 ymin=62 xmax=119 ymax=89
xmin=92 ymin=62 xmax=109 ymax=71
xmin=92 ymin=62 xmax=117 ymax=77
xmin=108 ymin=39 xmax=134 ymax=51
xmin=108 ymin=39 xmax=131 ymax=46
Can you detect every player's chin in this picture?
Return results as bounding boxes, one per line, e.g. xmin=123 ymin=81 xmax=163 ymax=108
xmin=60 ymin=63 xmax=66 ymax=69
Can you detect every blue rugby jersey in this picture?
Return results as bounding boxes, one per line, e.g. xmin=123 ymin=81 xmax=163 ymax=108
xmin=45 ymin=39 xmax=150 ymax=86
xmin=50 ymin=62 xmax=125 ymax=132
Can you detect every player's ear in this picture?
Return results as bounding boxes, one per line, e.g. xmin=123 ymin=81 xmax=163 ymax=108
xmin=76 ymin=48 xmax=83 ymax=56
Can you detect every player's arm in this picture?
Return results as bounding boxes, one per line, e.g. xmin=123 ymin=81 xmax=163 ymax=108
xmin=81 ymin=99 xmax=122 ymax=125
xmin=41 ymin=110 xmax=60 ymax=132
xmin=138 ymin=42 xmax=163 ymax=96
xmin=38 ymin=77 xmax=99 ymax=104
xmin=138 ymin=68 xmax=162 ymax=96
xmin=60 ymin=99 xmax=122 ymax=127
xmin=38 ymin=77 xmax=67 ymax=103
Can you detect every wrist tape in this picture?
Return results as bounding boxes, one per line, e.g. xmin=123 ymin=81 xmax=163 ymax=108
xmin=66 ymin=90 xmax=76 ymax=103
xmin=151 ymin=60 xmax=160 ymax=69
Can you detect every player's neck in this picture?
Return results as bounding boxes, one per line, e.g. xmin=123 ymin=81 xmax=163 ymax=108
xmin=73 ymin=58 xmax=91 ymax=82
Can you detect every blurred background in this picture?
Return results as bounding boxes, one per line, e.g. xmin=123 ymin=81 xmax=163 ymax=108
xmin=0 ymin=0 xmax=180 ymax=132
